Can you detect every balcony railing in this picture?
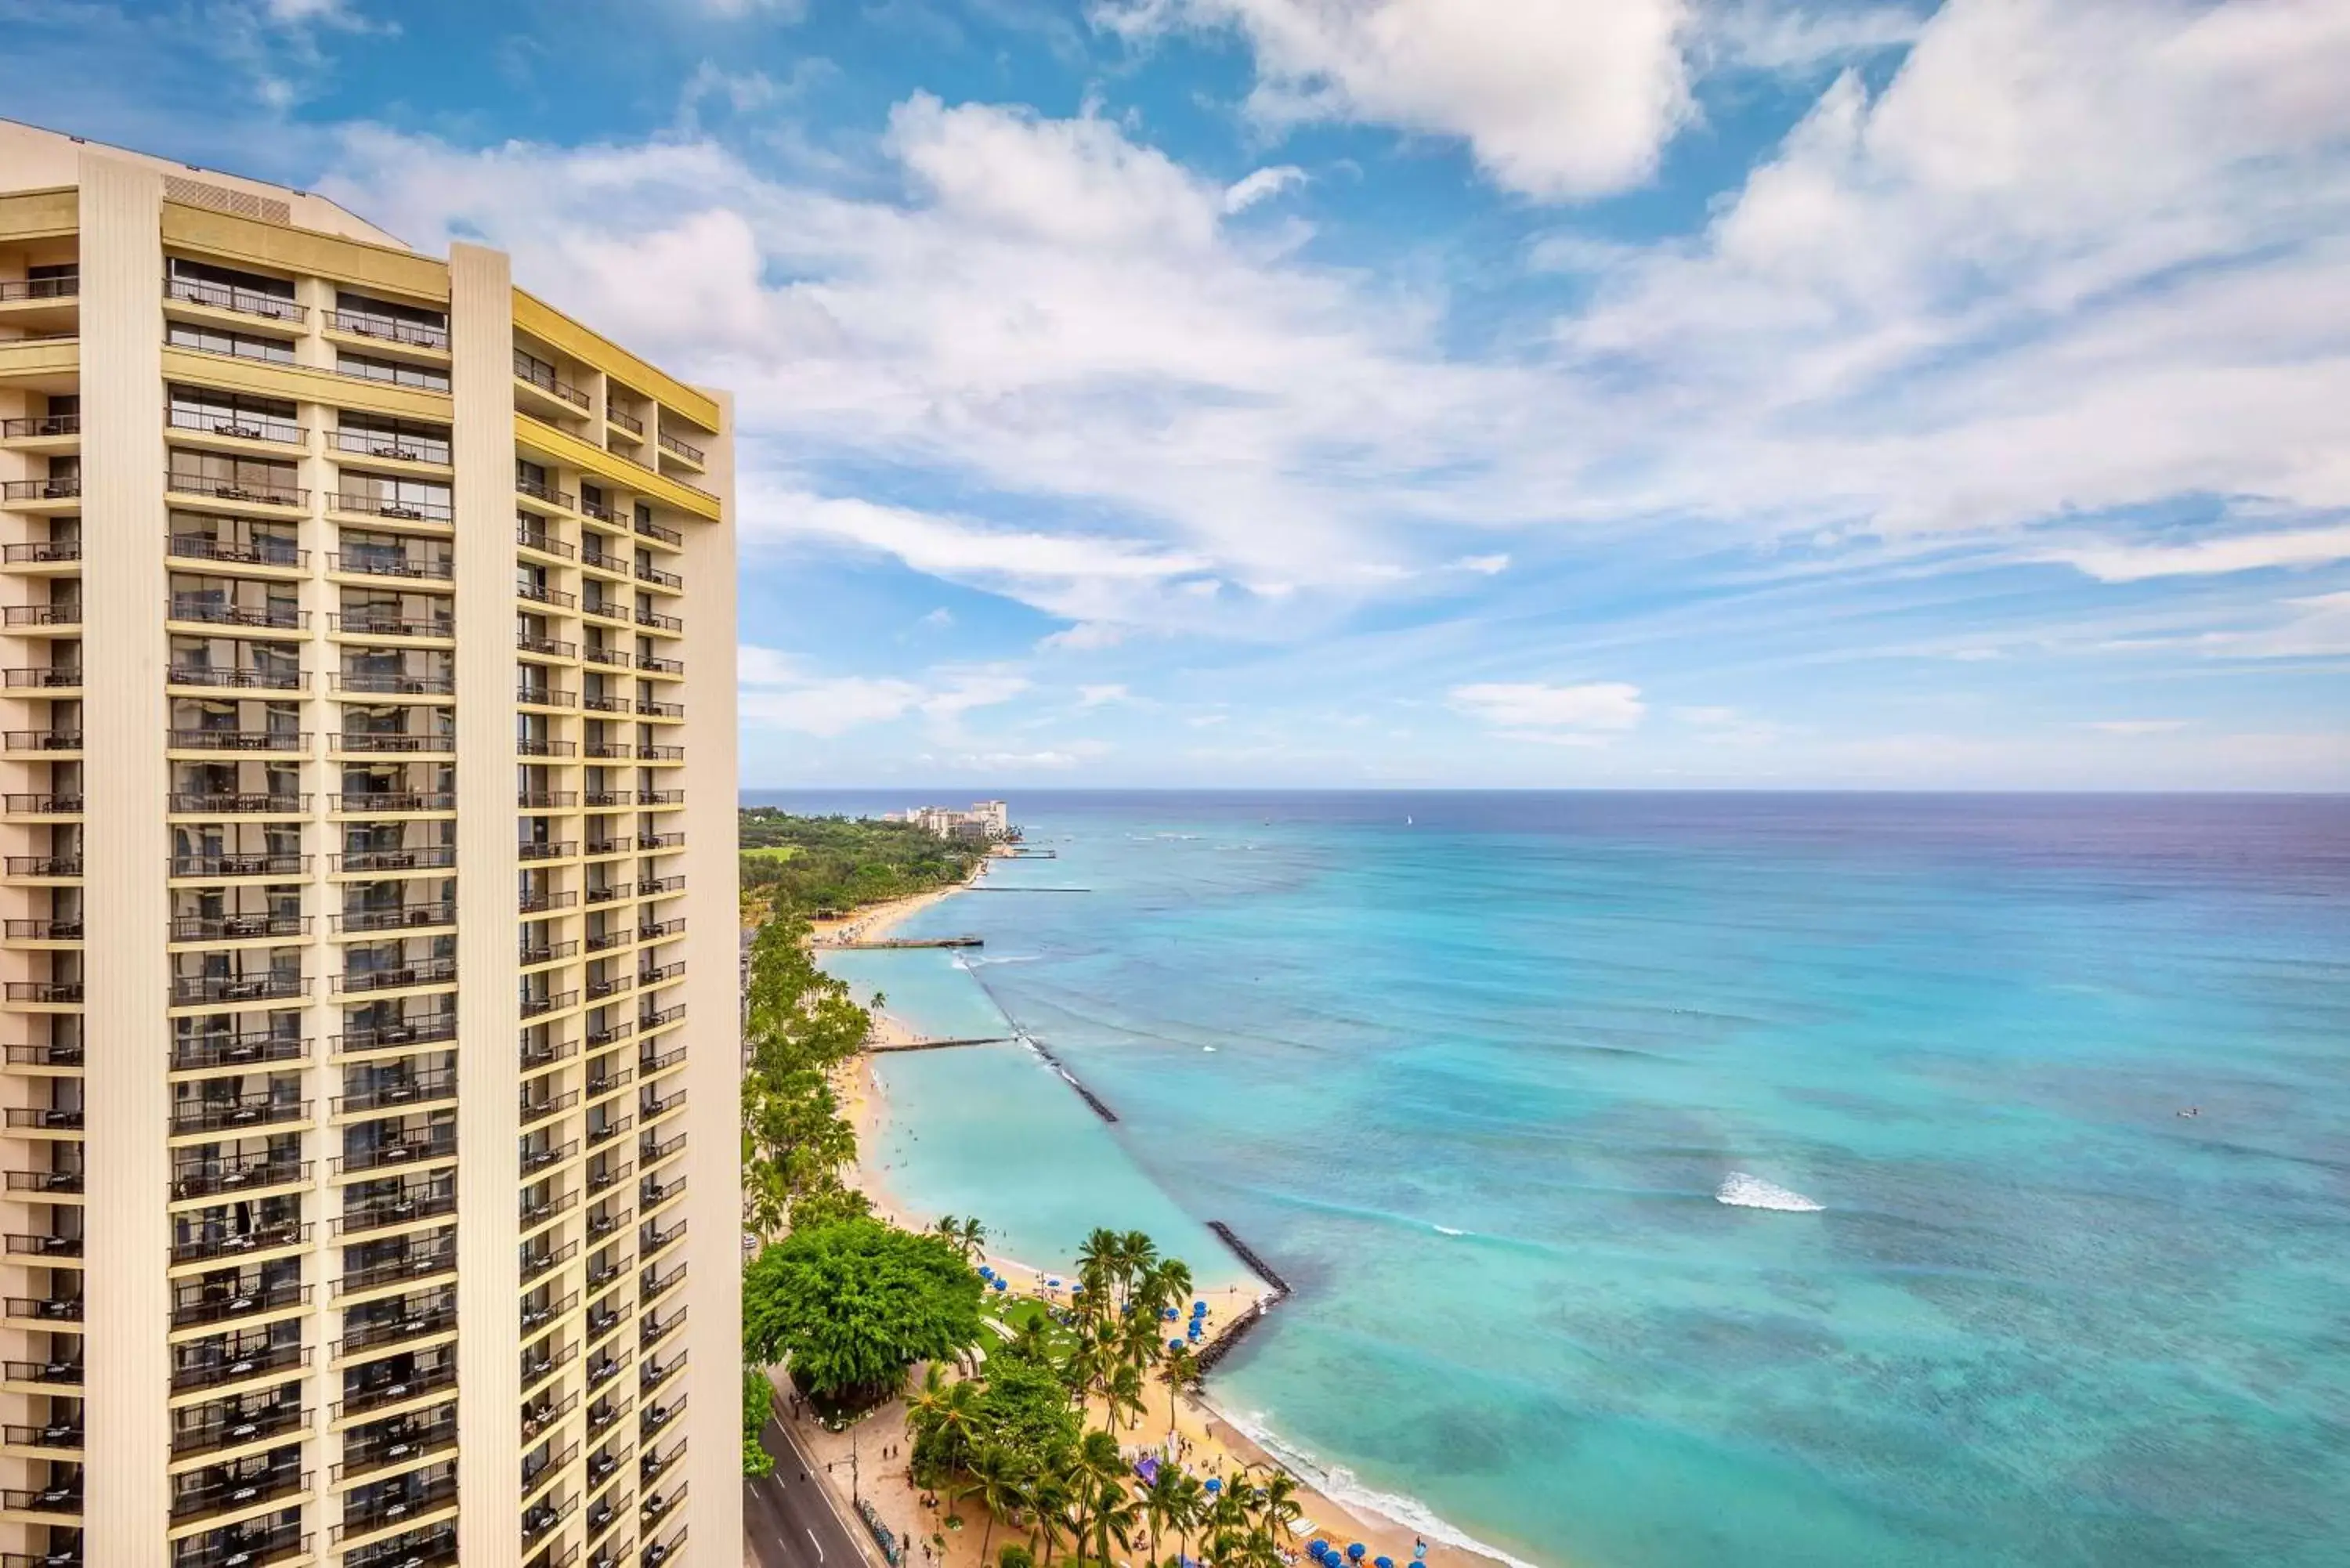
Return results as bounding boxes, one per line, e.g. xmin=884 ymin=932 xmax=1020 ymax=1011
xmin=656 ymin=430 xmax=705 ymax=464
xmin=168 ymin=791 xmax=308 ymax=815
xmin=332 ymin=1070 xmax=457 ymax=1114
xmin=171 ymin=1396 xmax=306 ymax=1459
xmin=168 ymin=912 xmax=306 ymax=941
xmin=634 ymin=516 xmax=682 ymax=546
xmin=4 ymin=855 xmax=81 ymax=877
xmin=170 ymin=1339 xmax=306 ymax=1394
xmin=169 ymin=1156 xmax=309 ymax=1201
xmin=335 ymin=1242 xmax=459 ymax=1299
xmin=1 ymin=540 xmax=79 ymax=564
xmin=331 ymin=308 xmax=450 ymax=352
xmin=168 ymin=598 xmax=306 ymax=630
xmin=168 ymin=1280 xmax=313 ymax=1331
xmin=333 ymin=1406 xmax=460 ymax=1482
xmin=169 ymin=1219 xmax=309 ymax=1266
xmin=0 ymin=276 xmax=76 ymax=302
xmin=517 ymin=523 xmax=576 ymax=559
xmin=169 ymin=1457 xmax=306 ymax=1523
xmin=170 ymin=1031 xmax=307 ymax=1070
xmin=0 ymin=478 xmax=79 ymax=502
xmin=334 ymin=732 xmax=453 ymax=755
xmin=331 ymin=427 xmax=451 ymax=466
xmin=0 ymin=414 xmax=78 ymax=439
xmin=172 ymin=1524 xmax=310 ymax=1568
xmin=332 ymin=1132 xmax=459 ymax=1176
xmin=168 ymin=972 xmax=306 ymax=1004
xmin=334 ymin=1467 xmax=457 ymax=1539
xmin=167 ymin=728 xmax=308 ymax=753
xmin=170 ymin=852 xmax=307 ymax=878
xmin=0 ymin=607 xmax=79 ymax=628
xmin=515 ymin=350 xmax=591 ymax=410
xmin=331 ymin=612 xmax=451 ymax=639
xmin=516 ymin=472 xmax=577 ymax=509
xmin=329 ymin=551 xmax=454 ymax=581
xmin=332 ymin=1015 xmax=457 ymax=1055
xmin=169 ymin=406 xmax=305 ymax=446
xmin=333 ymin=492 xmax=453 ymax=524
xmin=167 ymin=275 xmax=304 ymax=322
xmin=166 ymin=665 xmax=305 ymax=692
xmin=166 ymin=533 xmax=307 ymax=569
xmin=164 ymin=475 xmax=306 ymax=508
xmin=167 ymin=1094 xmax=309 ymax=1134
xmin=334 ymin=1294 xmax=457 ymax=1353
xmin=337 ymin=901 xmax=457 ymax=934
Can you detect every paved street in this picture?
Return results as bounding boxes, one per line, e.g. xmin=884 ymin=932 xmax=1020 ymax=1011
xmin=745 ymin=1411 xmax=871 ymax=1568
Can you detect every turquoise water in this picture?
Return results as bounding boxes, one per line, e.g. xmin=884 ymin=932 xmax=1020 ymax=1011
xmin=789 ymin=792 xmax=2350 ymax=1568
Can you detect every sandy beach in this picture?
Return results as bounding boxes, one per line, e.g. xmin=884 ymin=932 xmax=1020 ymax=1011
xmin=790 ymin=871 xmax=1520 ymax=1568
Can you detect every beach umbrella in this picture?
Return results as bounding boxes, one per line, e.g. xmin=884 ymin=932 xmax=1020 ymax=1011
xmin=1163 ymin=1307 xmax=1179 ymax=1320
xmin=1308 ymin=1543 xmax=1329 ymax=1559
xmin=978 ymin=1266 xmax=993 ymax=1278
xmin=1192 ymin=1301 xmax=1209 ymax=1316
xmin=1205 ymin=1479 xmax=1221 ymax=1494
xmin=1169 ymin=1339 xmax=1186 ymax=1353
xmin=993 ymin=1278 xmax=1007 ymax=1292
xmin=1376 ymin=1557 xmax=1394 ymax=1566
xmin=1347 ymin=1545 xmax=1366 ymax=1563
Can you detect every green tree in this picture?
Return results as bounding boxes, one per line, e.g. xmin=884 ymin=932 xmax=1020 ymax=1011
xmin=1155 ymin=1341 xmax=1198 ymax=1441
xmin=743 ymin=1217 xmax=985 ymax=1407
xmin=743 ymin=1367 xmax=776 ymax=1479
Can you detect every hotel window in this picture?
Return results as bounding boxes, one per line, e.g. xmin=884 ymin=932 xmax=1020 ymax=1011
xmin=335 ymin=412 xmax=451 ymax=466
xmin=338 ymin=473 xmax=452 ymax=522
xmin=335 ymin=351 xmax=450 ymax=394
xmin=167 ymin=321 xmax=295 ymax=365
xmin=170 ymin=385 xmax=301 ymax=444
xmin=167 ymin=450 xmax=302 ymax=505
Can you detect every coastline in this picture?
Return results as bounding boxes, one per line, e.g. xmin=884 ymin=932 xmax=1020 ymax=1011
xmin=808 ymin=865 xmax=1534 ymax=1568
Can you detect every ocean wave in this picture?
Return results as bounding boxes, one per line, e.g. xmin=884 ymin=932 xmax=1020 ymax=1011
xmin=1433 ymin=1224 xmax=1466 ymax=1237
xmin=1212 ymin=1403 xmax=1544 ymax=1568
xmin=1716 ymin=1172 xmax=1824 ymax=1212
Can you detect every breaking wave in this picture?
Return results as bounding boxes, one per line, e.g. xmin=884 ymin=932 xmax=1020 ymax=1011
xmin=1716 ymin=1172 xmax=1824 ymax=1212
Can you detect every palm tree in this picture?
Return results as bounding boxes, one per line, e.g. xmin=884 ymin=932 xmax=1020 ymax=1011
xmin=905 ymin=1362 xmax=952 ymax=1447
xmin=1108 ymin=1360 xmax=1148 ymax=1433
xmin=1027 ymin=1457 xmax=1079 ymax=1568
xmin=1121 ymin=1230 xmax=1160 ymax=1305
xmin=1251 ymin=1472 xmax=1302 ymax=1545
xmin=1166 ymin=1470 xmax=1206 ymax=1567
xmin=1141 ymin=1465 xmax=1203 ymax=1568
xmin=965 ymin=1440 xmax=1032 ymax=1564
xmin=960 ymin=1215 xmax=988 ymax=1261
xmin=1155 ymin=1342 xmax=1198 ymax=1441
xmin=1086 ymin=1475 xmax=1141 ymax=1568
xmin=1069 ymin=1427 xmax=1126 ymax=1552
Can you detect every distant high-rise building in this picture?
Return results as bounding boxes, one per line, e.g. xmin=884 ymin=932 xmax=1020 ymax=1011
xmin=0 ymin=118 xmax=741 ymax=1568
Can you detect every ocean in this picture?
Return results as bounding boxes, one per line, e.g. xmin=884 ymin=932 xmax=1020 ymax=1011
xmin=765 ymin=790 xmax=2350 ymax=1568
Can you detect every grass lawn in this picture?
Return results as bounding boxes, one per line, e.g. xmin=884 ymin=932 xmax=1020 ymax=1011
xmin=743 ymin=845 xmax=801 ymax=863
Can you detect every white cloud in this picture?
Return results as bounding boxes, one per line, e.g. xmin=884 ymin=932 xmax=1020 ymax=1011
xmin=1100 ymin=0 xmax=1694 ymax=199
xmin=2085 ymin=719 xmax=2190 ymax=735
xmin=675 ymin=0 xmax=808 ymax=18
xmin=1223 ymin=164 xmax=1306 ymax=212
xmin=2201 ymin=591 xmax=2350 ymax=659
xmin=1037 ymin=623 xmax=1131 ymax=653
xmin=736 ymin=646 xmax=1027 ymax=736
xmin=316 ymin=0 xmax=2350 ymax=691
xmin=1448 ymin=553 xmax=1511 ymax=575
xmin=1077 ymin=684 xmax=1131 ymax=706
xmin=1705 ymin=2 xmax=1927 ymax=72
xmin=1450 ymin=681 xmax=1646 ymax=733
xmin=2035 ymin=523 xmax=2350 ymax=583
xmin=919 ymin=607 xmax=955 ymax=628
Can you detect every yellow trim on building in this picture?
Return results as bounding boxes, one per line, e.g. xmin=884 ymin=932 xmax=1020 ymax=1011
xmin=0 ymin=338 xmax=78 ymax=382
xmin=513 ymin=287 xmax=721 ymax=432
xmin=161 ymin=200 xmax=450 ymax=302
xmin=513 ymin=410 xmax=723 ymax=521
xmin=160 ymin=346 xmax=452 ymax=420
xmin=0 ymin=186 xmax=77 ymax=240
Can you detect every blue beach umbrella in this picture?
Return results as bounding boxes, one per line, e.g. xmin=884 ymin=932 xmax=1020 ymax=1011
xmin=1376 ymin=1557 xmax=1395 ymax=1566
xmin=1308 ymin=1544 xmax=1329 ymax=1560
xmin=1163 ymin=1307 xmax=1179 ymax=1320
xmin=1347 ymin=1545 xmax=1366 ymax=1563
xmin=1169 ymin=1339 xmax=1185 ymax=1353
xmin=1192 ymin=1301 xmax=1209 ymax=1316
xmin=978 ymin=1266 xmax=993 ymax=1279
xmin=993 ymin=1278 xmax=1007 ymax=1292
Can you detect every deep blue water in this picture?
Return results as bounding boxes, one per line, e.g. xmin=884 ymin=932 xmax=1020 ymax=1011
xmin=761 ymin=791 xmax=2350 ymax=1568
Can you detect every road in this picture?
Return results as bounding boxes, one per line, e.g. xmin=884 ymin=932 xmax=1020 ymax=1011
xmin=745 ymin=1411 xmax=871 ymax=1568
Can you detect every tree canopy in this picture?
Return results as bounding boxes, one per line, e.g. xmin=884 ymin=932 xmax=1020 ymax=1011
xmin=739 ymin=809 xmax=984 ymax=919
xmin=743 ymin=1217 xmax=986 ymax=1406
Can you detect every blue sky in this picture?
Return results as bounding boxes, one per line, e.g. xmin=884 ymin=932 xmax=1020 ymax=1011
xmin=9 ymin=0 xmax=2348 ymax=789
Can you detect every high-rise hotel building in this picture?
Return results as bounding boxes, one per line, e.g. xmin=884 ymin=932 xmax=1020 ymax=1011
xmin=0 ymin=121 xmax=742 ymax=1568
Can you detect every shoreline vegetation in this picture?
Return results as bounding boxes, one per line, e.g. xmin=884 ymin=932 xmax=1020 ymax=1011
xmin=738 ymin=811 xmax=1514 ymax=1568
